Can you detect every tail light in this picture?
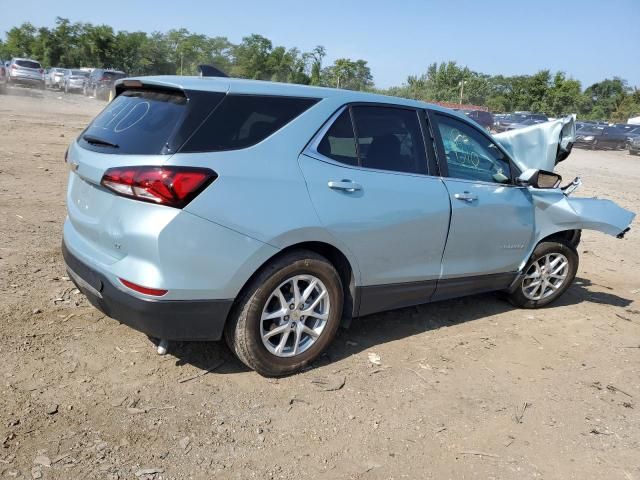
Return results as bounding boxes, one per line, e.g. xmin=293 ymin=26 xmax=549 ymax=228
xmin=101 ymin=166 xmax=216 ymax=208
xmin=11 ymin=64 xmax=17 ymax=69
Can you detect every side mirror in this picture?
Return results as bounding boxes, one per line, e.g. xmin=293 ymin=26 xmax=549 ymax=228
xmin=517 ymin=169 xmax=562 ymax=189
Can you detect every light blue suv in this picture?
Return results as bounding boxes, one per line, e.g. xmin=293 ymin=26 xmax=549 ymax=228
xmin=62 ymin=76 xmax=635 ymax=376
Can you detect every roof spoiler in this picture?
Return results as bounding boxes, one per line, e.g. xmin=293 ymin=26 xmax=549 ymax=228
xmin=197 ymin=65 xmax=228 ymax=78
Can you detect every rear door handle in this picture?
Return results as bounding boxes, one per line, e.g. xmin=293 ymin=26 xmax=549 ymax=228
xmin=454 ymin=192 xmax=478 ymax=202
xmin=328 ymin=180 xmax=362 ymax=192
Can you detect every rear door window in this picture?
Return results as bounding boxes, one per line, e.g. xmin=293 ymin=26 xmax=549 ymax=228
xmin=351 ymin=106 xmax=427 ymax=174
xmin=79 ymin=89 xmax=190 ymax=155
xmin=182 ymin=95 xmax=318 ymax=152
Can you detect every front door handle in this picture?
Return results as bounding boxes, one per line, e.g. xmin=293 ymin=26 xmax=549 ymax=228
xmin=328 ymin=180 xmax=362 ymax=192
xmin=454 ymin=192 xmax=478 ymax=202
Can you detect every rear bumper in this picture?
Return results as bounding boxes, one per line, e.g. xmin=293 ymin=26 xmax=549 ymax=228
xmin=9 ymin=76 xmax=44 ymax=85
xmin=62 ymin=241 xmax=233 ymax=341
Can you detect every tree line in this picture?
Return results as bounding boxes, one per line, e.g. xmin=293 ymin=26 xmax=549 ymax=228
xmin=1 ymin=17 xmax=638 ymax=122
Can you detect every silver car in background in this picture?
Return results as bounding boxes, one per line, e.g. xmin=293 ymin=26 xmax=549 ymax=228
xmin=62 ymin=69 xmax=89 ymax=94
xmin=7 ymin=58 xmax=45 ymax=89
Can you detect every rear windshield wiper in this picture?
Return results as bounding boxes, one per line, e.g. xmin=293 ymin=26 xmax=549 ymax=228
xmin=83 ymin=134 xmax=119 ymax=149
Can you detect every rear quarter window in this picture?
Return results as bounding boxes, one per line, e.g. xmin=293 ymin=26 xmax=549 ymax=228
xmin=181 ymin=95 xmax=318 ymax=152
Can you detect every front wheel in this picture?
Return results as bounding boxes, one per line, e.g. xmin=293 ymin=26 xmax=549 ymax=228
xmin=507 ymin=241 xmax=578 ymax=309
xmin=225 ymin=250 xmax=343 ymax=377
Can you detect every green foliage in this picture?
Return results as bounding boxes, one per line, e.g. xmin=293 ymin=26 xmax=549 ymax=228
xmin=1 ymin=20 xmax=638 ymax=121
xmin=386 ymin=61 xmax=640 ymax=121
xmin=322 ymin=58 xmax=373 ymax=91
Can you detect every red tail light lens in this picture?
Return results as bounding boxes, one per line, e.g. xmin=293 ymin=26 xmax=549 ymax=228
xmin=101 ymin=166 xmax=216 ymax=208
xmin=119 ymin=278 xmax=167 ymax=297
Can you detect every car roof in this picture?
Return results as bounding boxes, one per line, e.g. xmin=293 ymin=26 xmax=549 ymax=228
xmin=125 ymin=75 xmax=456 ymax=114
xmin=12 ymin=57 xmax=41 ymax=63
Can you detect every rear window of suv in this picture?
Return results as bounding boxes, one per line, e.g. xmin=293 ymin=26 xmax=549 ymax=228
xmin=181 ymin=95 xmax=318 ymax=152
xmin=79 ymin=89 xmax=191 ymax=155
xmin=15 ymin=60 xmax=41 ymax=69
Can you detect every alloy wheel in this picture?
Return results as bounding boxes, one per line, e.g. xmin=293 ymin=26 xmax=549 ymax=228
xmin=260 ymin=274 xmax=330 ymax=357
xmin=521 ymin=253 xmax=569 ymax=301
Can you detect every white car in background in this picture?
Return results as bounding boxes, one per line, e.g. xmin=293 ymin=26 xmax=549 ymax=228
xmin=46 ymin=67 xmax=67 ymax=89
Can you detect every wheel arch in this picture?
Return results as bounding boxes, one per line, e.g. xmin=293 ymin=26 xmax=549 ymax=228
xmin=537 ymin=229 xmax=581 ymax=248
xmin=226 ymin=241 xmax=359 ymax=329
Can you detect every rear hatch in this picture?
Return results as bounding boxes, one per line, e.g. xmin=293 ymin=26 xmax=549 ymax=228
xmin=12 ymin=59 xmax=42 ymax=80
xmin=67 ymin=84 xmax=226 ymax=261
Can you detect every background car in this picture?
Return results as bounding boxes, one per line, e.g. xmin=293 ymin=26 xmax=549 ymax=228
xmin=83 ymin=68 xmax=126 ymax=100
xmin=7 ymin=58 xmax=45 ymax=89
xmin=575 ymin=125 xmax=628 ymax=150
xmin=493 ymin=112 xmax=548 ymax=132
xmin=504 ymin=118 xmax=546 ymax=131
xmin=62 ymin=69 xmax=89 ymax=93
xmin=46 ymin=67 xmax=67 ymax=89
xmin=460 ymin=109 xmax=494 ymax=131
xmin=0 ymin=60 xmax=7 ymax=94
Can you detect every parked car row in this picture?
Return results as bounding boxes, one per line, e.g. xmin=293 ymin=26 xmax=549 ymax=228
xmin=1 ymin=57 xmax=126 ymax=101
xmin=46 ymin=67 xmax=126 ymax=99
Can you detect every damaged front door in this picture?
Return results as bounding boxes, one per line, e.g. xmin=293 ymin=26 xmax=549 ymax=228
xmin=430 ymin=111 xmax=535 ymax=282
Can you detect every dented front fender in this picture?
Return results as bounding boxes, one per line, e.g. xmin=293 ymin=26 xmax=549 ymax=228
xmin=531 ymin=189 xmax=635 ymax=242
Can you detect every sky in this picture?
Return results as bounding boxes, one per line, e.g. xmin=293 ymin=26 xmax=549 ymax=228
xmin=0 ymin=0 xmax=638 ymax=89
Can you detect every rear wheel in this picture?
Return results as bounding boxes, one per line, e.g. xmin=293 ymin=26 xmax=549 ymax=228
xmin=225 ymin=250 xmax=343 ymax=377
xmin=507 ymin=241 xmax=578 ymax=309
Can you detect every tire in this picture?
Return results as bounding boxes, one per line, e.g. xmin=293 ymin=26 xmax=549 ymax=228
xmin=507 ymin=240 xmax=578 ymax=309
xmin=225 ymin=250 xmax=343 ymax=377
xmin=591 ymin=140 xmax=598 ymax=150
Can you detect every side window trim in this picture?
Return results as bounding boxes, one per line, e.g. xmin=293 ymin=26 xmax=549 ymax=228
xmin=306 ymin=102 xmax=434 ymax=176
xmin=428 ymin=109 xmax=522 ymax=184
xmin=420 ymin=109 xmax=441 ymax=176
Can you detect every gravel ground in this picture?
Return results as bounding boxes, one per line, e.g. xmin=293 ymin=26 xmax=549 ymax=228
xmin=0 ymin=86 xmax=639 ymax=480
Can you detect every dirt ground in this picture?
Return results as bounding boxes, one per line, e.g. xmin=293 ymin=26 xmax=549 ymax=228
xmin=0 ymin=86 xmax=638 ymax=480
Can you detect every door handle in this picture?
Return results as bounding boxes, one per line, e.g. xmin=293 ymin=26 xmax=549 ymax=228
xmin=328 ymin=180 xmax=362 ymax=192
xmin=454 ymin=192 xmax=478 ymax=202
